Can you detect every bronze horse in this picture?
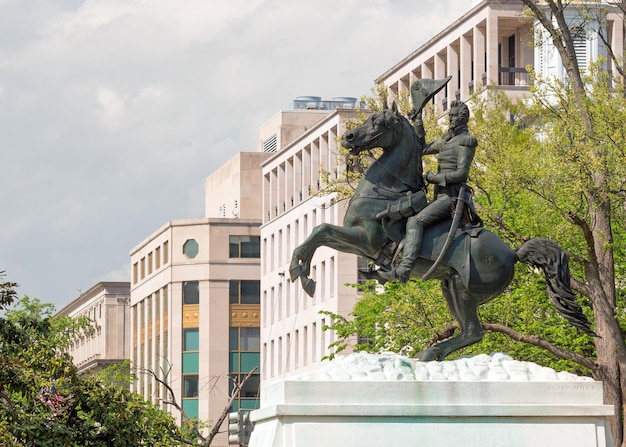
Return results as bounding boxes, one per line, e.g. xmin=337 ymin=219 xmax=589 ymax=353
xmin=289 ymin=101 xmax=594 ymax=361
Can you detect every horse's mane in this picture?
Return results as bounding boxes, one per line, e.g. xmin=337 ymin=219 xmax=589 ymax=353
xmin=384 ymin=110 xmax=425 ymax=189
xmin=388 ymin=110 xmax=423 ymax=152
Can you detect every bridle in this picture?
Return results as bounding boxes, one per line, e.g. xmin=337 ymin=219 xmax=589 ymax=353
xmin=361 ymin=115 xmax=422 ymax=193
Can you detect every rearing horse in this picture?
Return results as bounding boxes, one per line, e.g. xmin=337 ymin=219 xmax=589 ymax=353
xmin=289 ymin=102 xmax=594 ymax=361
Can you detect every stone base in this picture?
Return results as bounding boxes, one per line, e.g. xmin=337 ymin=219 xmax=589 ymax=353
xmin=250 ymin=353 xmax=614 ymax=447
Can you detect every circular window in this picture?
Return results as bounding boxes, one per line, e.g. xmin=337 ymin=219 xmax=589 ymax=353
xmin=183 ymin=239 xmax=199 ymax=258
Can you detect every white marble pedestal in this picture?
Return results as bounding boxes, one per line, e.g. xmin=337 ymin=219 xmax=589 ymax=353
xmin=249 ymin=353 xmax=614 ymax=447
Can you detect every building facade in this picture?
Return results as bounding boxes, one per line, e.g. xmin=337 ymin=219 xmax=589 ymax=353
xmin=56 ymin=282 xmax=130 ymax=375
xmin=258 ymin=0 xmax=626 ymax=387
xmin=378 ymin=0 xmax=623 ymax=112
xmin=129 ymin=152 xmax=269 ymax=447
xmin=260 ymin=107 xmax=364 ymax=384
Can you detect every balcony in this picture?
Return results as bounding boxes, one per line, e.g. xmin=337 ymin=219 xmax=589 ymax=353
xmin=498 ymin=67 xmax=531 ymax=87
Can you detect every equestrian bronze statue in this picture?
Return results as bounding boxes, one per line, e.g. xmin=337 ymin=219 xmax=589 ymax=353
xmin=289 ymin=78 xmax=595 ymax=362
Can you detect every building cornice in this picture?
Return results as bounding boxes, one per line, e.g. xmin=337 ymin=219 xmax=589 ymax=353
xmin=376 ymin=0 xmax=524 ymax=84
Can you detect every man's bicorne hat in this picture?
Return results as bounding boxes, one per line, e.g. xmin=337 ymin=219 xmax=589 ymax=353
xmin=410 ymin=76 xmax=452 ymax=115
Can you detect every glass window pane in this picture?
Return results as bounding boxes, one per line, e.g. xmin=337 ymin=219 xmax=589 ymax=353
xmin=183 ymin=281 xmax=199 ymax=305
xmin=239 ymin=398 xmax=260 ymax=410
xmin=182 ymin=399 xmax=199 ymax=420
xmin=240 ymin=281 xmax=260 ymax=304
xmin=183 ymin=239 xmax=199 ymax=258
xmin=240 ymin=374 xmax=260 ymax=398
xmin=240 ymin=236 xmax=260 ymax=258
xmin=183 ymin=352 xmax=199 ymax=373
xmin=229 ymin=352 xmax=239 ymax=372
xmin=229 ymin=280 xmax=239 ymax=304
xmin=229 ymin=236 xmax=240 ymax=257
xmin=240 ymin=327 xmax=260 ymax=351
xmin=229 ymin=327 xmax=239 ymax=351
xmin=183 ymin=375 xmax=199 ymax=398
xmin=184 ymin=328 xmax=199 ymax=351
xmin=240 ymin=352 xmax=260 ymax=372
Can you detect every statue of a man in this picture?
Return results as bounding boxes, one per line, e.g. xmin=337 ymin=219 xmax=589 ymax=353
xmin=377 ymin=100 xmax=477 ymax=283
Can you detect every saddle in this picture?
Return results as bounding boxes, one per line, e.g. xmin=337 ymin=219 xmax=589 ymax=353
xmin=376 ymin=188 xmax=483 ymax=288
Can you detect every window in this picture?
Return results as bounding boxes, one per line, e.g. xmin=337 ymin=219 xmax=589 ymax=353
xmin=229 ymin=236 xmax=260 ymax=258
xmin=229 ymin=280 xmax=261 ymax=304
xmin=183 ymin=328 xmax=199 ymax=351
xmin=183 ymin=328 xmax=199 ymax=374
xmin=155 ymin=247 xmax=161 ymax=269
xmin=236 ymin=327 xmax=260 ymax=351
xmin=183 ymin=239 xmax=199 ymax=258
xmin=183 ymin=375 xmax=199 ymax=398
xmin=229 ymin=326 xmax=260 ymax=411
xmin=183 ymin=281 xmax=199 ymax=305
xmin=163 ymin=241 xmax=169 ymax=265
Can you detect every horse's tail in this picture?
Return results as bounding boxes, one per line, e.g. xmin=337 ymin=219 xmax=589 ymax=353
xmin=516 ymin=238 xmax=596 ymax=337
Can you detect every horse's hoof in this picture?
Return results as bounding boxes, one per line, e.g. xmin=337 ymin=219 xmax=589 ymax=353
xmin=289 ymin=264 xmax=303 ymax=282
xmin=302 ymin=277 xmax=316 ymax=297
xmin=417 ymin=347 xmax=443 ymax=362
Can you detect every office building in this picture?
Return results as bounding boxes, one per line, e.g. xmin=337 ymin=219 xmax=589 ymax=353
xmin=129 ymin=152 xmax=269 ymax=446
xmin=56 ymin=282 xmax=130 ymax=375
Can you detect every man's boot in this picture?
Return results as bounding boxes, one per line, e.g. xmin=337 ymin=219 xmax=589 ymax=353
xmin=376 ymin=191 xmax=428 ymax=222
xmin=378 ymin=219 xmax=423 ymax=283
xmin=394 ymin=220 xmax=423 ymax=282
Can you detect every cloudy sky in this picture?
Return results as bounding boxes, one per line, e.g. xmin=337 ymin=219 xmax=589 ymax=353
xmin=0 ymin=0 xmax=473 ymax=310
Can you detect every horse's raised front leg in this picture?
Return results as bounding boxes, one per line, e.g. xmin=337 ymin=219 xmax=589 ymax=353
xmin=290 ymin=223 xmax=373 ymax=296
xmin=418 ymin=274 xmax=484 ymax=361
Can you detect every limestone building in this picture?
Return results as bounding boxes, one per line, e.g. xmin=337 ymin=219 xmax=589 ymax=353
xmin=56 ymin=281 xmax=130 ymax=375
xmin=260 ymin=102 xmax=365 ymax=384
xmin=379 ymin=0 xmax=623 ymax=110
xmin=129 ymin=151 xmax=269 ymax=446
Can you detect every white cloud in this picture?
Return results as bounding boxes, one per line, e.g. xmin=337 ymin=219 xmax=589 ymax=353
xmin=0 ymin=0 xmax=473 ymax=308
xmin=96 ymin=86 xmax=126 ymax=130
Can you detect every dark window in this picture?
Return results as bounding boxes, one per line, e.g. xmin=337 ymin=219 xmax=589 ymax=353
xmin=229 ymin=236 xmax=260 ymax=258
xmin=183 ymin=375 xmax=199 ymax=398
xmin=229 ymin=326 xmax=260 ymax=411
xmin=183 ymin=281 xmax=199 ymax=305
xmin=229 ymin=373 xmax=260 ymax=398
xmin=229 ymin=280 xmax=261 ymax=304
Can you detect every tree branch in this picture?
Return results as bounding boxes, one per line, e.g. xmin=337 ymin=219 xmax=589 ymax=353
xmin=203 ymin=367 xmax=258 ymax=447
xmin=482 ymin=323 xmax=597 ymax=371
xmin=0 ymin=386 xmax=17 ymax=421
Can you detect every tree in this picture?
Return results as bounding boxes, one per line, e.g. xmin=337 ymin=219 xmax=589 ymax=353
xmin=137 ymin=362 xmax=258 ymax=447
xmin=0 ymin=271 xmax=18 ymax=311
xmin=512 ymin=2 xmax=626 ymax=445
xmin=0 ymin=284 xmax=186 ymax=446
xmin=319 ymin=2 xmax=626 ymax=443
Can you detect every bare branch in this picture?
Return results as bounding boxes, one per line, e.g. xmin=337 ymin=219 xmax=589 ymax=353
xmin=203 ymin=367 xmax=258 ymax=447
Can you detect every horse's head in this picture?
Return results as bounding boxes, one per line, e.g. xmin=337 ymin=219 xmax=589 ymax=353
xmin=341 ymin=101 xmax=406 ymax=156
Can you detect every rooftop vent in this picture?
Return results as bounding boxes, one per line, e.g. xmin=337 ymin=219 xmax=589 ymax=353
xmin=292 ymin=96 xmax=363 ymax=110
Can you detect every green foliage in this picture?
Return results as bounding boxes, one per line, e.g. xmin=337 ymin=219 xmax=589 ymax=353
xmin=0 ymin=295 xmax=187 ymax=446
xmin=0 ymin=271 xmax=18 ymax=311
xmin=321 ymin=280 xmax=451 ymax=360
xmin=322 ymin=274 xmax=595 ymax=375
xmin=319 ymin=68 xmax=626 ymax=376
